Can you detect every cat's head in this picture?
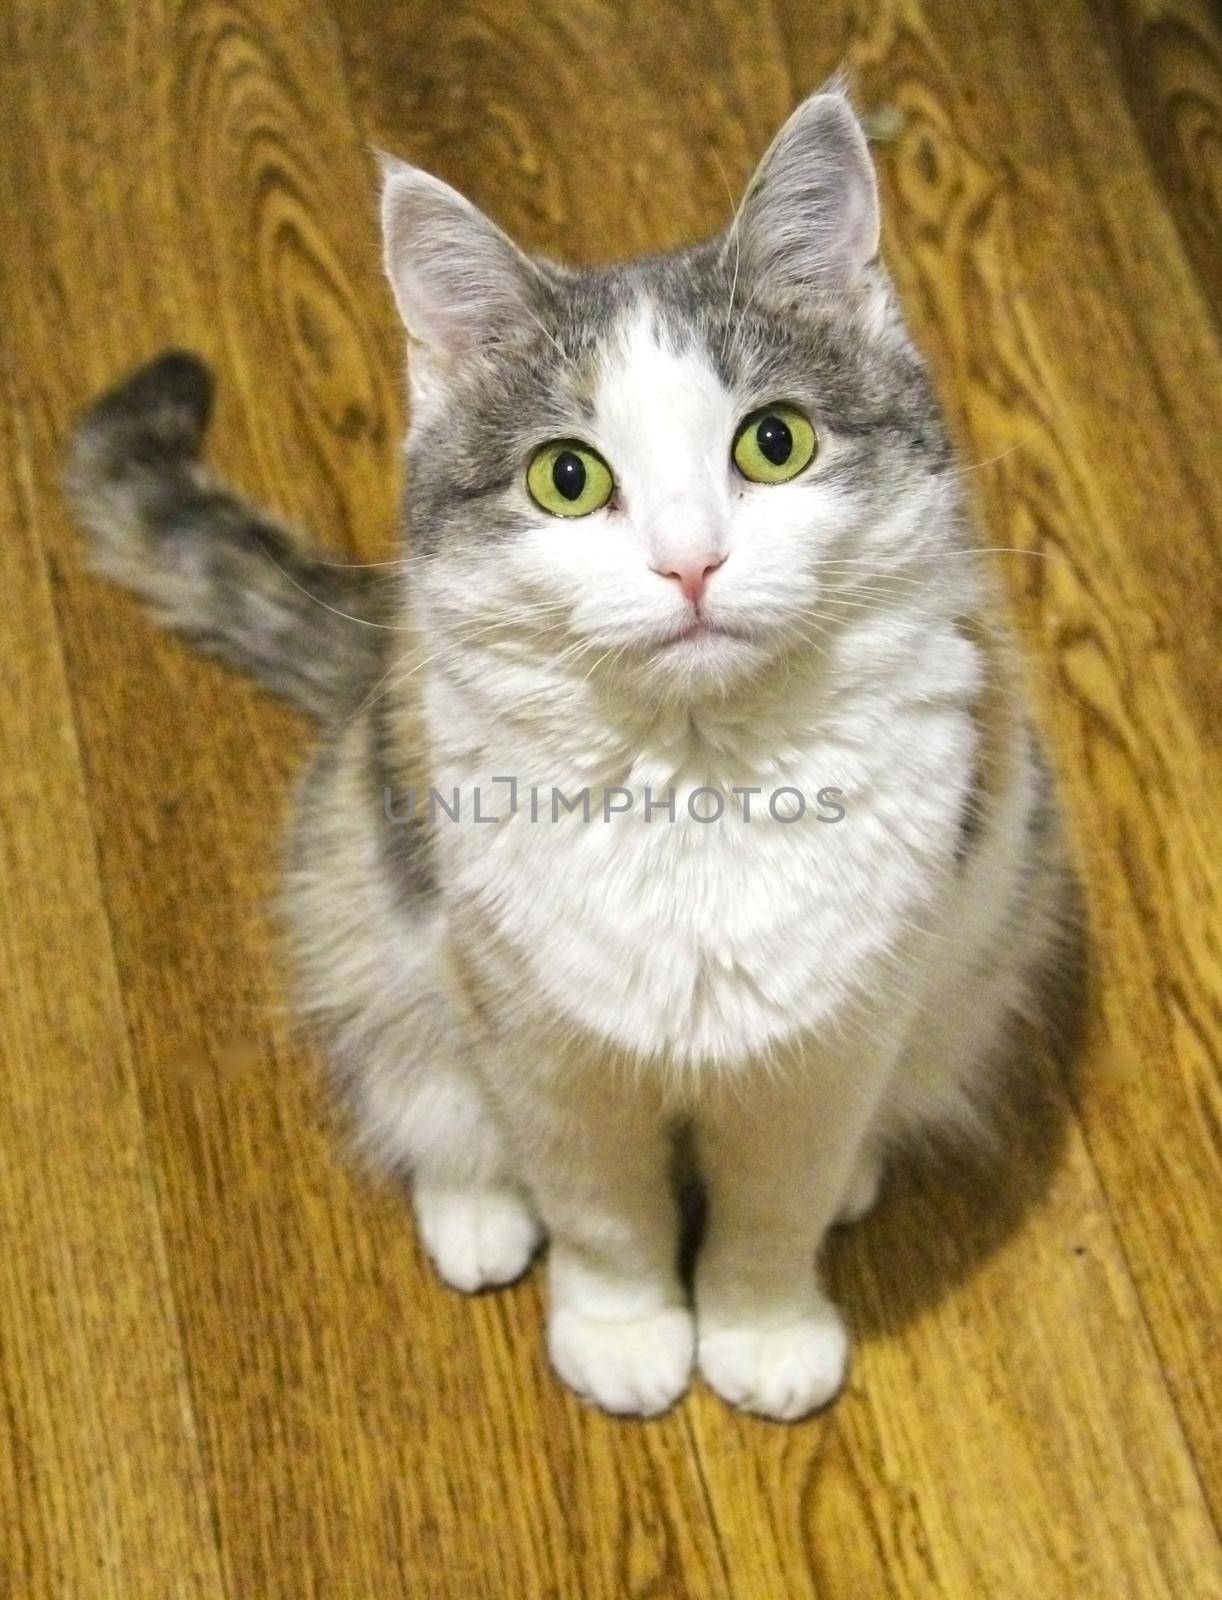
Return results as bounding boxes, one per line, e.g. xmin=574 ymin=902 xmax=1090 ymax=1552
xmin=381 ymin=85 xmax=952 ymax=706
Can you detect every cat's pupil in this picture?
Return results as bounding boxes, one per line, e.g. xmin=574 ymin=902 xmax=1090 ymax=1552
xmin=756 ymin=415 xmax=793 ymax=466
xmin=552 ymin=450 xmax=586 ymax=501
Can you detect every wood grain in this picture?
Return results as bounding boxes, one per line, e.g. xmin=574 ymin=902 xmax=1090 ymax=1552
xmin=0 ymin=334 xmax=225 ymax=1598
xmin=1 ymin=0 xmax=1219 ymax=1595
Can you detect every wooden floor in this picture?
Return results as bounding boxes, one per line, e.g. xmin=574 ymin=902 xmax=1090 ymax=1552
xmin=1 ymin=2 xmax=1219 ymax=1595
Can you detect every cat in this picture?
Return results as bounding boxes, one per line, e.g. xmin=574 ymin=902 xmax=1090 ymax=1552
xmin=66 ymin=83 xmax=1076 ymax=1421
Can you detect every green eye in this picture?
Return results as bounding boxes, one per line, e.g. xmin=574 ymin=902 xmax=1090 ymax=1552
xmin=526 ymin=440 xmax=615 ymax=518
xmin=732 ymin=403 xmax=817 ymax=484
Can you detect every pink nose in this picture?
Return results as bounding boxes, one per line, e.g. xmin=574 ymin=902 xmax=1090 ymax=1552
xmin=653 ymin=553 xmax=725 ymax=605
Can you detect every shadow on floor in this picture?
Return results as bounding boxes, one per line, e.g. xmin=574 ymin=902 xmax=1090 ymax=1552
xmin=826 ymin=913 xmax=1093 ymax=1342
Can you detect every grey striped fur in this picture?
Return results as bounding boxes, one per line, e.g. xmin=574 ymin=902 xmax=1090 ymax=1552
xmin=64 ymin=351 xmax=381 ymax=719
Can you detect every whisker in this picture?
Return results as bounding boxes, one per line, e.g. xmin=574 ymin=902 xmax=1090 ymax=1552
xmin=304 ymin=553 xmax=406 ymax=570
xmin=941 ymin=433 xmax=1042 ymax=478
xmin=521 ymin=297 xmax=569 ymax=365
xmin=343 ymin=604 xmax=579 ymax=724
xmin=255 ymin=544 xmax=408 ymax=631
xmin=712 ymin=149 xmax=743 ymax=367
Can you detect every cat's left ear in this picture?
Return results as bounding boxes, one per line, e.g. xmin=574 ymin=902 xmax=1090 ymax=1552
xmin=730 ymin=84 xmax=882 ymax=309
xmin=378 ymin=155 xmax=543 ymax=407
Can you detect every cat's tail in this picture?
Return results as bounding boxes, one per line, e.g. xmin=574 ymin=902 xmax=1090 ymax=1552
xmin=64 ymin=350 xmax=383 ymax=719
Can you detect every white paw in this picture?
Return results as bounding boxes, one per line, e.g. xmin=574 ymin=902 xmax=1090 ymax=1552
xmin=548 ymin=1305 xmax=694 ymax=1417
xmin=414 ymin=1182 xmax=542 ymax=1292
xmin=698 ymin=1301 xmax=849 ymax=1420
xmin=835 ymin=1149 xmax=884 ymax=1226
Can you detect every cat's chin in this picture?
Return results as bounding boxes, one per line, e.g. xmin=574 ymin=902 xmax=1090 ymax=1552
xmin=643 ymin=625 xmax=767 ymax=695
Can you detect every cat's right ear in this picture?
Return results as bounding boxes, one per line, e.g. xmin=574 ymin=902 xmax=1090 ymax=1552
xmin=378 ymin=155 xmax=542 ymax=406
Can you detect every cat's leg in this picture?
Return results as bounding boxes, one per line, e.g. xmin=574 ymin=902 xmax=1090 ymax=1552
xmin=298 ymin=916 xmax=543 ymax=1293
xmin=286 ymin=731 xmax=541 ymax=1293
xmin=356 ymin=1054 xmax=543 ymax=1294
xmin=694 ymin=1045 xmax=897 ymax=1420
xmin=491 ymin=1053 xmax=691 ymax=1417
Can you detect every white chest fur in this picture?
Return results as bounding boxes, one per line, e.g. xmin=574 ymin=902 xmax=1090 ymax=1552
xmin=423 ymin=631 xmax=978 ymax=1068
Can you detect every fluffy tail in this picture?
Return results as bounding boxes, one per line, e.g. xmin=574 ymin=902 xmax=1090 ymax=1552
xmin=64 ymin=351 xmax=384 ymax=719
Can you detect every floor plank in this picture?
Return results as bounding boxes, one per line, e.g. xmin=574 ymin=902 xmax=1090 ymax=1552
xmin=1 ymin=0 xmax=1219 ymax=1595
xmin=0 ymin=357 xmax=226 ymax=1596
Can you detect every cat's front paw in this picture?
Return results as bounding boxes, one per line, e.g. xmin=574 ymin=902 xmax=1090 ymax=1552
xmin=548 ymin=1305 xmax=694 ymax=1417
xmin=414 ymin=1182 xmax=542 ymax=1292
xmin=698 ymin=1300 xmax=849 ymax=1420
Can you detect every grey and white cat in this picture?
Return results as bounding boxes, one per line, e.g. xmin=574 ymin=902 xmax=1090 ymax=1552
xmin=67 ymin=85 xmax=1075 ymax=1420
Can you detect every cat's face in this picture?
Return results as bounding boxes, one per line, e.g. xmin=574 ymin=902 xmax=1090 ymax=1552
xmin=383 ymin=87 xmax=950 ymax=703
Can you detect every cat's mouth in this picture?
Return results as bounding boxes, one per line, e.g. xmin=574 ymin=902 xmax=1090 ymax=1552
xmin=661 ymin=614 xmax=750 ymax=647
